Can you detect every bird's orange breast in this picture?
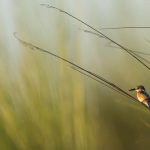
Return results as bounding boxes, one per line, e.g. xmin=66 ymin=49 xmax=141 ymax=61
xmin=136 ymin=92 xmax=148 ymax=102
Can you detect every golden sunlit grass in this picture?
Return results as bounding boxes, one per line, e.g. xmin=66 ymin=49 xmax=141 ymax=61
xmin=1 ymin=42 xmax=150 ymax=150
xmin=0 ymin=42 xmax=150 ymax=150
xmin=0 ymin=44 xmax=149 ymax=150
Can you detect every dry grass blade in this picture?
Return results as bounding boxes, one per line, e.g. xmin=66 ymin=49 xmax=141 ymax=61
xmin=14 ymin=33 xmax=150 ymax=110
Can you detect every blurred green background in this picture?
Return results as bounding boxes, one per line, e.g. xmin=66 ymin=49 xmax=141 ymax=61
xmin=0 ymin=0 xmax=150 ymax=149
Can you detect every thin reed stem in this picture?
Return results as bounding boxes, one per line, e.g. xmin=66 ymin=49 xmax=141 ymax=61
xmin=40 ymin=4 xmax=150 ymax=71
xmin=14 ymin=33 xmax=149 ymax=110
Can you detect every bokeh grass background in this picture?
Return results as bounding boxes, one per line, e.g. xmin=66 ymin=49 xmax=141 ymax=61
xmin=0 ymin=0 xmax=150 ymax=149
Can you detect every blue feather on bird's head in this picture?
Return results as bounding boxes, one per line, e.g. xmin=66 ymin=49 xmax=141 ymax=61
xmin=136 ymin=85 xmax=145 ymax=92
xmin=129 ymin=85 xmax=146 ymax=92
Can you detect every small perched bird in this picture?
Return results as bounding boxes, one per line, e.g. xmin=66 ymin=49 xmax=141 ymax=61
xmin=129 ymin=85 xmax=150 ymax=107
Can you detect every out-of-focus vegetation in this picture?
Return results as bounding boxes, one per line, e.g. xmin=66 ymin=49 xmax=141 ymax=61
xmin=1 ymin=0 xmax=150 ymax=150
